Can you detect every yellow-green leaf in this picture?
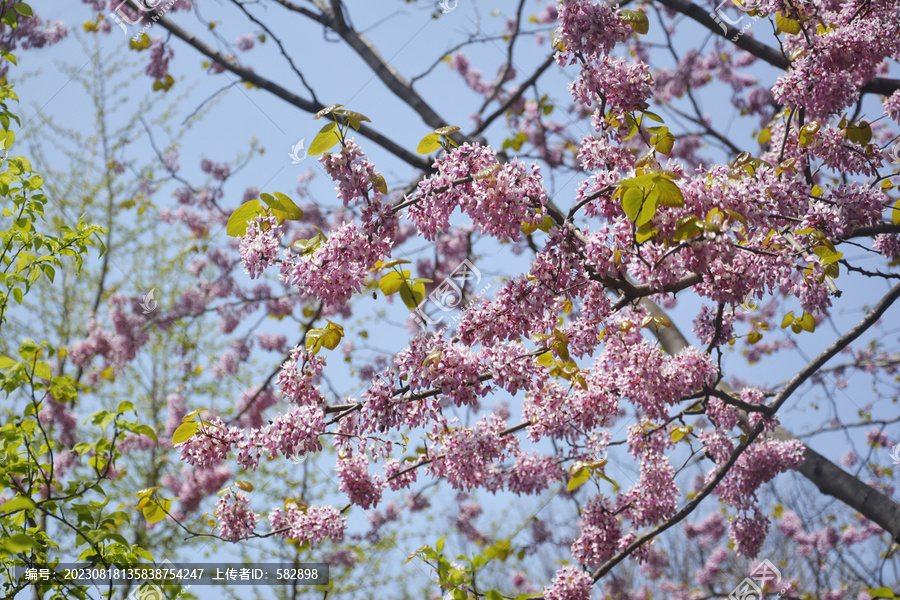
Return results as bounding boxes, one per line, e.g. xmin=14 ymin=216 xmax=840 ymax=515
xmin=434 ymin=125 xmax=461 ymax=136
xmin=0 ymin=496 xmax=36 ymax=514
xmin=566 ymin=465 xmax=591 ymax=492
xmin=0 ymin=533 xmax=37 ymax=553
xmin=141 ymin=498 xmax=171 ymax=524
xmin=226 ymin=199 xmax=263 ymax=237
xmin=314 ymin=104 xmax=343 ymax=120
xmin=135 ymin=487 xmax=162 ymax=498
xmin=271 ymin=192 xmax=304 ymax=220
xmin=775 ymin=11 xmax=802 ymax=34
xmin=173 ymin=421 xmax=200 ymax=445
xmin=671 ymin=425 xmax=693 ymax=442
xmin=416 ymin=133 xmax=442 ymax=155
xmin=308 ymin=123 xmax=341 ymax=156
xmin=621 ymin=187 xmax=657 ymax=226
xmin=813 ymin=245 xmax=843 ymax=265
xmin=651 ymin=131 xmax=676 ymax=155
xmin=399 ymin=281 xmax=426 ymax=310
xmin=620 ymin=8 xmax=649 ymax=34
xmin=800 ymin=312 xmax=816 ymax=332
xmin=379 ymin=271 xmax=408 ymax=295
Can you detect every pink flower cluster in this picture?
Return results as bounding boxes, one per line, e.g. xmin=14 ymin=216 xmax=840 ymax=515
xmin=571 ymin=495 xmax=622 ymax=568
xmin=543 ymin=565 xmax=594 ymax=600
xmin=277 ymin=344 xmax=326 ymax=406
xmin=268 ymin=504 xmax=346 ymax=546
xmin=336 ymin=453 xmax=384 ymax=509
xmin=406 ymin=144 xmax=548 ymax=242
xmin=215 ymin=492 xmax=258 ymax=542
xmin=239 ymin=214 xmax=281 ymax=279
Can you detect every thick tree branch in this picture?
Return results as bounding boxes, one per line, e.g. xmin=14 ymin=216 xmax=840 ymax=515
xmin=641 ymin=287 xmax=900 ymax=543
xmin=652 ymin=0 xmax=900 ymax=96
xmin=312 ymin=0 xmax=464 ymax=144
xmin=146 ymin=6 xmax=432 ymax=171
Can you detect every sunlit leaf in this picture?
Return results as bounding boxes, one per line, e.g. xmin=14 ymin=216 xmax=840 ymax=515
xmin=173 ymin=421 xmax=200 ymax=445
xmin=226 ymin=199 xmax=263 ymax=237
xmin=416 ymin=133 xmax=442 ymax=155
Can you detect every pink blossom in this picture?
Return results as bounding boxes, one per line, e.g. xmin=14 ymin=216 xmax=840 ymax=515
xmin=215 ymin=492 xmax=258 ymax=542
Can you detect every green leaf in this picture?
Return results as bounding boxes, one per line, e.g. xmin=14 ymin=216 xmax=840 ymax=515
xmin=416 ymin=133 xmax=442 ymax=155
xmin=337 ymin=110 xmax=371 ymax=131
xmin=314 ymin=104 xmax=344 ymax=120
xmin=566 ymin=465 xmax=591 ymax=492
xmin=670 ymin=425 xmax=693 ymax=442
xmin=0 ymin=356 xmax=15 ymax=369
xmin=620 ymin=8 xmax=649 ymax=34
xmin=621 ymin=187 xmax=657 ymax=226
xmin=226 ymin=199 xmax=263 ymax=237
xmin=0 ymin=533 xmax=37 ymax=553
xmin=436 ymin=536 xmax=445 ymax=554
xmin=651 ymin=131 xmax=676 ymax=155
xmin=399 ymin=281 xmax=426 ymax=310
xmin=379 ymin=271 xmax=407 ymax=296
xmin=172 ymin=421 xmax=200 ymax=445
xmin=308 ymin=122 xmax=341 ymax=156
xmin=813 ymin=245 xmax=842 ymax=265
xmin=33 ymin=361 xmax=51 ymax=380
xmin=635 ymin=223 xmax=658 ymax=243
xmin=892 ymin=198 xmax=900 ymax=227
xmin=272 ymin=191 xmax=304 ymax=221
xmin=13 ymin=3 xmax=33 ymax=17
xmin=800 ymin=312 xmax=816 ymax=332
xmin=0 ymin=496 xmax=37 ymax=514
xmin=655 ymin=177 xmax=684 ymax=207
xmin=775 ymin=11 xmax=802 ymax=34
xmin=868 ymin=588 xmax=895 ymax=600
xmin=0 ymin=129 xmax=14 ymax=149
xmin=132 ymin=424 xmax=158 ymax=442
xmin=117 ymin=401 xmax=135 ymax=414
xmin=673 ymin=215 xmax=701 ymax=241
xmin=378 ymin=258 xmax=412 ymax=270
xmin=141 ymin=498 xmax=171 ymax=524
